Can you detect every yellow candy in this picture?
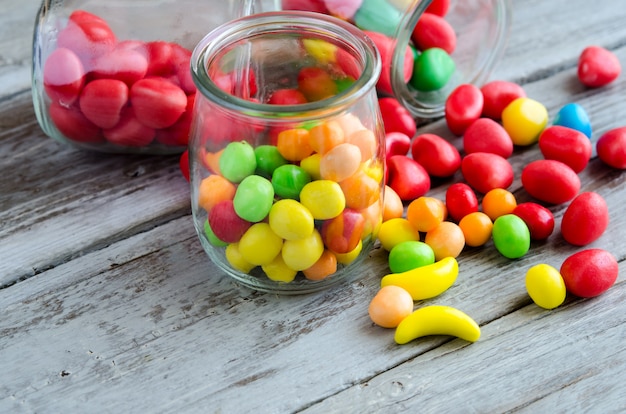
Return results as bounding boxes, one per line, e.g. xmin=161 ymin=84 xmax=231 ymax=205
xmin=525 ymin=264 xmax=566 ymax=309
xmin=269 ymin=199 xmax=315 ymax=240
xmin=282 ymin=229 xmax=325 ymax=271
xmin=225 ymin=243 xmax=255 ymax=273
xmin=377 ymin=218 xmax=420 ymax=251
xmin=381 ymin=257 xmax=458 ymax=300
xmin=300 ymin=153 xmax=322 ymax=181
xmin=395 ymin=305 xmax=481 ymax=344
xmin=335 ymin=239 xmax=362 ymax=265
xmin=299 ymin=180 xmax=346 ymax=220
xmin=238 ymin=223 xmax=283 ymax=266
xmin=302 ymin=38 xmax=337 ymax=65
xmin=262 ymin=254 xmax=297 ymax=283
xmin=501 ymin=97 xmax=549 ymax=146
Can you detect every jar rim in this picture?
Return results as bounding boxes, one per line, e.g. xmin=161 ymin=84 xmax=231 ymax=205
xmin=191 ymin=11 xmax=382 ymax=119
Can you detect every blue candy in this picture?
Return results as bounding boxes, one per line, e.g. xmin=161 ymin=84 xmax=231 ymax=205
xmin=553 ymin=103 xmax=592 ymax=138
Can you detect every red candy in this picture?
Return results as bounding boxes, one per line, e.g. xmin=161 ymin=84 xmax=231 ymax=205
xmin=43 ymin=47 xmax=85 ymax=105
xmin=411 ymin=133 xmax=461 ymax=177
xmin=445 ymin=84 xmax=484 ymax=136
xmin=445 ymin=183 xmax=479 ymax=222
xmin=297 ymin=67 xmax=337 ymax=101
xmin=179 ymin=149 xmax=190 ymax=182
xmin=512 ymin=202 xmax=555 ymax=240
xmin=463 ymin=118 xmax=513 ymax=158
xmin=425 ymin=0 xmax=451 ymax=16
xmin=364 ymin=31 xmax=414 ymax=96
xmin=103 ymin=107 xmax=156 ymax=147
xmin=130 ymin=78 xmax=187 ymax=129
xmin=560 ymin=192 xmax=609 ymax=246
xmin=538 ymin=126 xmax=592 ymax=173
xmin=208 ymin=200 xmax=252 ymax=244
xmin=268 ymin=89 xmax=308 ymax=105
xmin=79 ymin=79 xmax=129 ymax=129
xmin=379 ymin=97 xmax=417 ymax=137
xmin=577 ymin=46 xmax=621 ymax=88
xmin=49 ymin=102 xmax=103 ymax=143
xmin=386 ymin=155 xmax=431 ymax=201
xmin=56 ymin=10 xmax=116 ymax=60
xmin=412 ymin=13 xmax=456 ymax=54
xmin=90 ymin=43 xmax=149 ymax=86
xmin=596 ymin=126 xmax=626 ymax=169
xmin=385 ymin=132 xmax=411 ymax=159
xmin=521 ymin=159 xmax=580 ymax=205
xmin=480 ymin=80 xmax=526 ymax=120
xmin=560 ymin=249 xmax=618 ymax=297
xmin=461 ymin=152 xmax=514 ymax=194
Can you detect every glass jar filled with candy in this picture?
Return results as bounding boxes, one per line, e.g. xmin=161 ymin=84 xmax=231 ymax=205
xmin=31 ymin=0 xmax=279 ymax=153
xmin=281 ymin=0 xmax=512 ymax=119
xmin=189 ymin=11 xmax=384 ymax=293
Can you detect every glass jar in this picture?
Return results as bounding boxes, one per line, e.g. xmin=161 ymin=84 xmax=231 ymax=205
xmin=281 ymin=0 xmax=513 ymax=119
xmin=189 ymin=11 xmax=384 ymax=294
xmin=31 ymin=0 xmax=281 ymax=153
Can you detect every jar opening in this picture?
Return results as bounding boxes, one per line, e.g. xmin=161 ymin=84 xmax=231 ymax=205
xmin=191 ymin=11 xmax=381 ymax=120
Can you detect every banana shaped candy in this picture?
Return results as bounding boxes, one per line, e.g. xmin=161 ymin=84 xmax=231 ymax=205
xmin=380 ymin=256 xmax=458 ymax=300
xmin=395 ymin=305 xmax=481 ymax=344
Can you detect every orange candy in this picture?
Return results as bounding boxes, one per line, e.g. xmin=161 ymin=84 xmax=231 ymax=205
xmin=309 ymin=121 xmax=345 ymax=154
xmin=297 ymin=67 xmax=338 ymax=101
xmin=340 ymin=170 xmax=381 ymax=210
xmin=424 ymin=221 xmax=465 ymax=260
xmin=348 ymin=129 xmax=378 ymax=161
xmin=276 ymin=128 xmax=314 ymax=161
xmin=320 ymin=143 xmax=362 ymax=182
xmin=368 ymin=285 xmax=414 ymax=328
xmin=303 ymin=249 xmax=338 ymax=281
xmin=197 ymin=174 xmax=236 ymax=212
xmin=459 ymin=211 xmax=493 ymax=247
xmin=406 ymin=196 xmax=447 ymax=232
xmin=482 ymin=188 xmax=517 ymax=221
xmin=383 ymin=185 xmax=404 ymax=221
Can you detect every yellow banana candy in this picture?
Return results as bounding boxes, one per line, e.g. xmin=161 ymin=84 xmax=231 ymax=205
xmin=380 ymin=256 xmax=458 ymax=300
xmin=394 ymin=305 xmax=481 ymax=344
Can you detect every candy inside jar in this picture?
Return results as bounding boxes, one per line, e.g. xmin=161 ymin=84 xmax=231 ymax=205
xmin=189 ymin=11 xmax=385 ymax=294
xmin=281 ymin=0 xmax=512 ymax=119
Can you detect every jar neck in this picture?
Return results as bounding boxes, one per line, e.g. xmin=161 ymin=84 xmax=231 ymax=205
xmin=191 ymin=11 xmax=382 ymax=120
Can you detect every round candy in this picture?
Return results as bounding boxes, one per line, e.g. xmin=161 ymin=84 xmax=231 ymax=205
xmin=481 ymin=188 xmax=517 ymax=221
xmin=445 ymin=84 xmax=484 ymax=136
xmin=596 ymin=127 xmax=626 ymax=169
xmin=424 ymin=221 xmax=465 ymax=261
xmin=255 ymin=145 xmax=288 ymax=178
xmin=560 ymin=192 xmax=609 ymax=246
xmin=268 ymin=199 xmax=314 ymax=240
xmin=208 ymin=200 xmax=251 ymax=244
xmin=309 ymin=121 xmax=345 ymax=155
xmin=386 ymin=155 xmax=431 ymax=200
xmin=560 ymin=249 xmax=619 ymax=297
xmin=458 ymin=212 xmax=493 ymax=247
xmin=365 ymin=32 xmax=414 ymax=96
xmin=197 ymin=174 xmax=236 ymax=213
xmin=262 ymin=254 xmax=298 ymax=283
xmin=219 ymin=141 xmax=257 ymax=183
xmin=130 ymin=77 xmax=187 ymax=129
xmin=319 ymin=143 xmax=362 ymax=182
xmin=480 ymin=80 xmax=526 ymax=120
xmin=321 ymin=208 xmax=365 ymax=254
xmin=377 ymin=218 xmax=420 ymax=251
xmin=492 ymin=214 xmax=530 ymax=259
xmin=276 ymin=128 xmax=314 ymax=161
xmin=302 ymin=249 xmax=338 ymax=281
xmin=238 ymin=223 xmax=283 ymax=266
xmin=577 ymin=46 xmax=621 ymax=88
xmin=203 ymin=220 xmax=228 ymax=247
xmin=272 ymin=164 xmax=312 ymax=199
xmin=463 ymin=118 xmax=513 ymax=158
xmin=281 ymin=229 xmax=325 ymax=271
xmin=406 ymin=196 xmax=447 ymax=233
xmin=299 ymin=180 xmax=346 ymax=220
xmin=512 ymin=202 xmax=555 ymax=241
xmin=383 ymin=185 xmax=404 ymax=222
xmin=411 ymin=133 xmax=461 ymax=177
xmin=538 ymin=125 xmax=592 ymax=173
xmin=412 ymin=12 xmax=457 ymax=54
xmin=368 ymin=285 xmax=414 ymax=329
xmin=501 ymin=97 xmax=549 ymax=146
xmin=461 ymin=152 xmax=514 ymax=194
xmin=388 ymin=241 xmax=436 ymax=273
xmin=445 ymin=182 xmax=478 ymax=223
xmin=521 ymin=159 xmax=580 ymax=205
xmin=297 ymin=67 xmax=338 ymax=102
xmin=233 ymin=175 xmax=274 ymax=222
xmin=385 ymin=131 xmax=411 ymax=159
xmin=339 ymin=170 xmax=381 ymax=210
xmin=525 ymin=264 xmax=566 ymax=310
xmin=410 ymin=47 xmax=456 ymax=92
xmin=43 ymin=47 xmax=86 ymax=106
xmin=552 ymin=103 xmax=592 ymax=138
xmin=379 ymin=97 xmax=416 ymax=137
xmin=225 ymin=243 xmax=255 ymax=273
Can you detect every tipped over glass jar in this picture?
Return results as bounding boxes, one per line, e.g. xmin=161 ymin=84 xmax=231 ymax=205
xmin=189 ymin=11 xmax=385 ymax=294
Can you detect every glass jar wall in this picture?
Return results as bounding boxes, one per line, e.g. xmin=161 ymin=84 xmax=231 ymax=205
xmin=189 ymin=11 xmax=384 ymax=294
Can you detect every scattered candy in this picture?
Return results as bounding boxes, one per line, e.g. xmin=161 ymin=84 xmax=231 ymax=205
xmin=480 ymin=80 xmax=526 ymax=120
xmin=560 ymin=192 xmax=609 ymax=246
xmin=394 ymin=305 xmax=481 ymax=344
xmin=445 ymin=84 xmax=484 ymax=136
xmin=368 ymin=285 xmax=414 ymax=329
xmin=560 ymin=249 xmax=618 ymax=297
xmin=461 ymin=152 xmax=514 ymax=194
xmin=596 ymin=127 xmax=626 ymax=169
xmin=385 ymin=132 xmax=411 ymax=159
xmin=538 ymin=125 xmax=592 ymax=173
xmin=410 ymin=47 xmax=456 ymax=92
xmin=412 ymin=13 xmax=456 ymax=54
xmin=552 ymin=103 xmax=592 ymax=138
xmin=406 ymin=196 xmax=447 ymax=233
xmin=481 ymin=188 xmax=517 ymax=222
xmin=525 ymin=264 xmax=566 ymax=310
xmin=501 ymin=97 xmax=549 ymax=146
xmin=521 ymin=159 xmax=580 ymax=205
xmin=377 ymin=218 xmax=420 ymax=251
xmin=492 ymin=214 xmax=530 ymax=259
xmin=411 ymin=133 xmax=461 ymax=177
xmin=577 ymin=46 xmax=621 ymax=88
xmin=512 ymin=202 xmax=554 ymax=241
xmin=379 ymin=97 xmax=417 ymax=137
xmin=386 ymin=155 xmax=431 ymax=200
xmin=458 ymin=212 xmax=493 ymax=247
xmin=445 ymin=183 xmax=479 ymax=223
xmin=382 ymin=185 xmax=404 ymax=222
xmin=424 ymin=221 xmax=465 ymax=261
xmin=462 ymin=118 xmax=513 ymax=158
xmin=382 ymin=256 xmax=458 ymax=300
xmin=388 ymin=240 xmax=436 ymax=273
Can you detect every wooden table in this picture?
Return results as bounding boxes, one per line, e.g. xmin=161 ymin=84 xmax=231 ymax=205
xmin=2 ymin=0 xmax=626 ymax=412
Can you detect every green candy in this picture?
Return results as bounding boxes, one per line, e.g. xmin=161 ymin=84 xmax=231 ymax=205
xmin=388 ymin=241 xmax=436 ymax=274
xmin=492 ymin=214 xmax=531 ymax=259
xmin=335 ymin=77 xmax=356 ymax=94
xmin=233 ymin=175 xmax=275 ymax=222
xmin=255 ymin=145 xmax=287 ymax=178
xmin=272 ymin=164 xmax=312 ymax=200
xmin=219 ymin=141 xmax=257 ymax=183
xmin=410 ymin=48 xmax=456 ymax=92
xmin=353 ymin=0 xmax=402 ymax=37
xmin=204 ymin=220 xmax=228 ymax=247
